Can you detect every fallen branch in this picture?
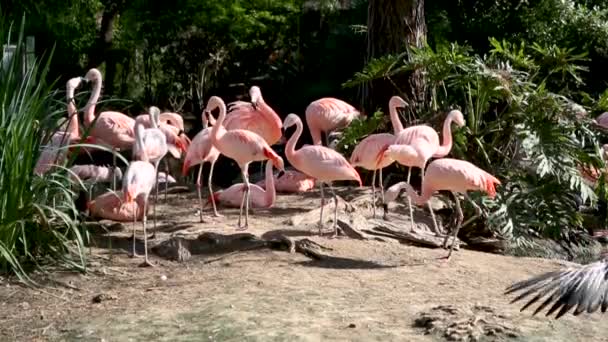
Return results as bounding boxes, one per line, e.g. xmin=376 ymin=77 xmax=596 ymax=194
xmin=367 ymin=219 xmax=462 ymax=249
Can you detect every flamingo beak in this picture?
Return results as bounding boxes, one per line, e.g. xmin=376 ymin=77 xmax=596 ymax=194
xmin=277 ymin=136 xmax=286 ymax=145
xmin=277 ymin=170 xmax=286 ymax=178
xmin=182 ymin=160 xmax=190 ymax=176
xmin=125 ymin=188 xmax=134 ymax=203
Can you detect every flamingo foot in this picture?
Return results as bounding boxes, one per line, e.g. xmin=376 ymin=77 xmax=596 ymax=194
xmin=138 ymin=259 xmax=155 ymax=268
xmin=236 ymin=224 xmax=249 ymax=231
xmin=213 ymin=212 xmax=225 ymax=218
xmin=129 ymin=252 xmax=141 ymax=258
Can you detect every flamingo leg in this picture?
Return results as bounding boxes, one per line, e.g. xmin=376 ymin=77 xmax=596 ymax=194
xmin=318 ymin=182 xmax=325 ymax=235
xmin=112 ymin=148 xmax=117 ymax=190
xmin=131 ymin=201 xmax=139 ymax=258
xmin=153 ymin=160 xmax=160 ymax=234
xmin=371 ymin=168 xmax=377 ymax=218
xmin=237 ymin=168 xmax=247 ymax=229
xmin=196 ymin=163 xmax=205 ymax=223
xmin=406 ymin=167 xmax=415 ymax=231
xmin=379 ymin=167 xmax=385 ymax=206
xmin=139 ymin=193 xmax=154 ymax=267
xmin=208 ymin=159 xmax=221 ymax=217
xmin=461 ymin=193 xmax=483 ymax=229
xmin=164 ymin=158 xmax=169 ymax=202
xmin=328 ymin=183 xmax=339 ymax=238
xmin=237 ymin=166 xmax=251 ymax=231
xmin=422 ymin=172 xmax=441 ymax=235
xmin=443 ymin=191 xmax=464 ymax=260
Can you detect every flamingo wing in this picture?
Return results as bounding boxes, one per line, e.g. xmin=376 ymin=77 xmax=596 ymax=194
xmin=350 ymin=133 xmax=395 ymax=169
xmin=294 ymin=145 xmax=360 ymax=183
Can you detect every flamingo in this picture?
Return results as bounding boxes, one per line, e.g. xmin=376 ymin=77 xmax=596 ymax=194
xmin=206 ymin=96 xmax=285 ymax=230
xmin=224 ymin=85 xmax=283 ymax=146
xmin=34 ymin=76 xmax=83 ymax=175
xmin=254 ymin=169 xmax=316 ymax=193
xmin=132 ymin=108 xmax=170 ymax=231
xmin=505 ymin=258 xmax=608 ymax=319
xmin=122 ymin=125 xmax=158 ymax=267
xmin=283 ymin=113 xmax=362 ymax=237
xmin=388 ymin=109 xmax=465 ymax=231
xmin=391 ymin=154 xmax=500 ymax=259
xmin=211 ymin=158 xmax=281 ymax=208
xmin=349 ymin=96 xmax=408 ymax=217
xmin=182 ymin=107 xmax=222 ymax=222
xmin=81 ymin=68 xmax=135 ymax=189
xmin=87 ymin=190 xmax=148 ymax=222
xmin=305 ymin=97 xmax=361 ymax=146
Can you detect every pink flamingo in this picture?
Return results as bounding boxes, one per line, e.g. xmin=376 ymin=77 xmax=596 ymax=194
xmin=87 ymin=191 xmax=148 ymax=222
xmin=388 ymin=153 xmax=501 ymax=259
xmin=349 ymin=96 xmax=408 ymax=217
xmin=305 ymin=97 xmax=361 ymax=146
xmin=122 ymin=126 xmax=158 ymax=267
xmin=81 ymin=68 xmax=135 ymax=189
xmin=283 ymin=113 xmax=362 ymax=236
xmin=206 ymin=96 xmax=285 ymax=230
xmin=211 ymin=158 xmax=281 ymax=208
xmin=254 ymin=169 xmax=316 ymax=193
xmin=223 ymin=86 xmax=283 ymax=146
xmin=35 ymin=76 xmax=83 ymax=175
xmin=182 ymin=108 xmax=222 ymax=222
xmin=386 ymin=109 xmax=465 ymax=230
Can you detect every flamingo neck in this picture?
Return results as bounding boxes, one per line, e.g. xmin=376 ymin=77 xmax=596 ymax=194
xmin=135 ymin=131 xmax=148 ymax=162
xmin=66 ymin=87 xmax=79 ymax=137
xmin=264 ymin=160 xmax=276 ymax=206
xmin=404 ymin=183 xmax=432 ymax=206
xmin=433 ymin=113 xmax=457 ymax=157
xmin=389 ymin=101 xmax=404 ymax=134
xmin=285 ymin=120 xmax=302 ymax=162
xmin=209 ymin=98 xmax=227 ymax=144
xmin=85 ymin=77 xmax=102 ymax=126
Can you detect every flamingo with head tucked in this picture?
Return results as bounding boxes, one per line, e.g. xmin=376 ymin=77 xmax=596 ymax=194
xmin=88 ymin=190 xmax=148 ymax=222
xmin=182 ymin=108 xmax=222 ymax=222
xmin=206 ymin=96 xmax=285 ymax=230
xmin=283 ymin=113 xmax=362 ymax=237
xmin=255 ymin=169 xmax=316 ymax=193
xmin=305 ymin=97 xmax=361 ymax=147
xmin=35 ymin=76 xmax=83 ymax=175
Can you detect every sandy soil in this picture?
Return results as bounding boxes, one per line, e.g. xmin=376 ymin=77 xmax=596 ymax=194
xmin=0 ymin=186 xmax=606 ymax=342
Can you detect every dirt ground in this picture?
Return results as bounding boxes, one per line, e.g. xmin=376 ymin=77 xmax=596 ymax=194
xmin=1 ymin=186 xmax=607 ymax=342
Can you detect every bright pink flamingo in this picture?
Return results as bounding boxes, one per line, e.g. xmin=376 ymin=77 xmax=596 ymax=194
xmin=223 ymin=86 xmax=283 ymax=146
xmin=211 ymin=158 xmax=281 ymax=208
xmin=182 ymin=108 xmax=222 ymax=222
xmin=255 ymin=169 xmax=316 ymax=193
xmin=206 ymin=96 xmax=285 ymax=230
xmin=386 ymin=109 xmax=465 ymax=230
xmin=87 ymin=191 xmax=148 ymax=222
xmin=35 ymin=77 xmax=83 ymax=175
xmin=388 ymin=153 xmax=501 ymax=259
xmin=283 ymin=113 xmax=362 ymax=236
xmin=122 ymin=127 xmax=158 ymax=267
xmin=349 ymin=96 xmax=408 ymax=217
xmin=305 ymin=97 xmax=361 ymax=146
xmin=81 ymin=68 xmax=135 ymax=189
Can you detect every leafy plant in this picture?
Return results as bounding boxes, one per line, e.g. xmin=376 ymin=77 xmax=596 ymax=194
xmin=0 ymin=17 xmax=89 ymax=283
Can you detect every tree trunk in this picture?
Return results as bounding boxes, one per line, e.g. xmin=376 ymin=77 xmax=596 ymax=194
xmin=362 ymin=0 xmax=426 ymax=117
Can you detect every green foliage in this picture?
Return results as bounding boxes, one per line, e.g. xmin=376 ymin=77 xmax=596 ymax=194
xmin=335 ymin=110 xmax=385 ymax=156
xmin=0 ymin=18 xmax=88 ymax=282
xmin=345 ymin=37 xmax=606 ymax=242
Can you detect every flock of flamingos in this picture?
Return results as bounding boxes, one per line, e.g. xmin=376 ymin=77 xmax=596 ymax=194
xmin=34 ymin=68 xmax=608 ymax=320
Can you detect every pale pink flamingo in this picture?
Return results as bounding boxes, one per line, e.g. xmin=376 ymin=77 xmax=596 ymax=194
xmin=283 ymin=113 xmax=362 ymax=236
xmin=81 ymin=68 xmax=135 ymax=189
xmin=305 ymin=97 xmax=361 ymax=146
xmin=223 ymin=85 xmax=283 ymax=146
xmin=122 ymin=127 xmax=158 ymax=267
xmin=211 ymin=158 xmax=281 ymax=208
xmin=132 ymin=108 xmax=170 ymax=231
xmin=87 ymin=191 xmax=148 ymax=222
xmin=349 ymin=96 xmax=408 ymax=217
xmin=388 ymin=153 xmax=500 ymax=259
xmin=387 ymin=109 xmax=465 ymax=231
xmin=254 ymin=169 xmax=316 ymax=193
xmin=69 ymin=165 xmax=123 ymax=184
xmin=593 ymin=111 xmax=608 ymax=128
xmin=206 ymin=96 xmax=285 ymax=230
xmin=35 ymin=76 xmax=83 ymax=175
xmin=182 ymin=108 xmax=222 ymax=222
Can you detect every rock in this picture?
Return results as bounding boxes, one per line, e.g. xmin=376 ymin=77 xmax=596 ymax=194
xmin=92 ymin=293 xmax=117 ymax=303
xmin=152 ymin=237 xmax=192 ymax=262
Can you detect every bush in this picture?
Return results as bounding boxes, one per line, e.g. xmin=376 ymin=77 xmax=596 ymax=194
xmin=0 ymin=17 xmax=88 ymax=283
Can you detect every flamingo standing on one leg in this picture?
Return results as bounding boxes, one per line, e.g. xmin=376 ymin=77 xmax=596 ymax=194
xmin=182 ymin=108 xmax=222 ymax=222
xmin=35 ymin=76 xmax=84 ymax=175
xmin=211 ymin=158 xmax=282 ymax=208
xmin=81 ymin=68 xmax=135 ymax=189
xmin=349 ymin=96 xmax=408 ymax=217
xmin=389 ymin=109 xmax=466 ymax=231
xmin=305 ymin=97 xmax=361 ymax=146
xmin=391 ymin=153 xmax=500 ymax=259
xmin=206 ymin=96 xmax=285 ymax=230
xmin=283 ymin=113 xmax=362 ymax=237
xmin=123 ymin=125 xmax=160 ymax=267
